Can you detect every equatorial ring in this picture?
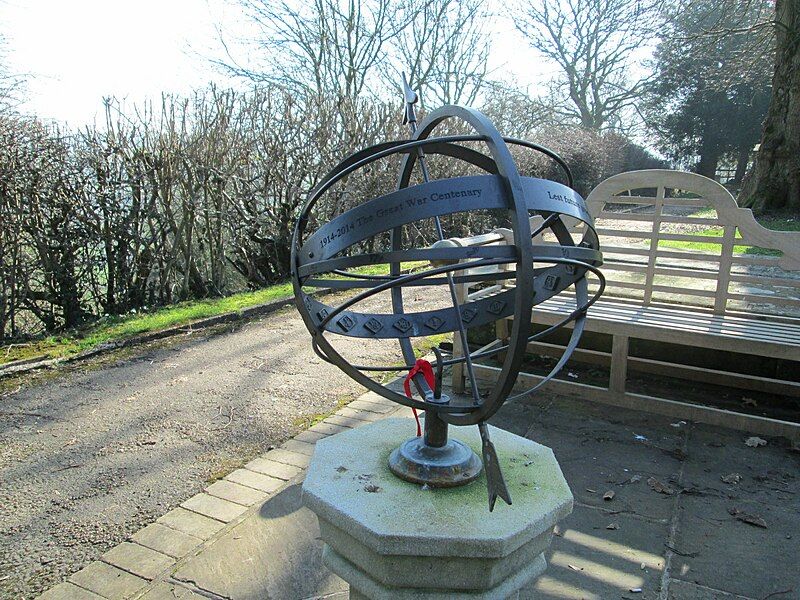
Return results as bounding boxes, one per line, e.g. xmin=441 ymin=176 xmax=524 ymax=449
xmin=291 ymin=105 xmax=603 ymax=426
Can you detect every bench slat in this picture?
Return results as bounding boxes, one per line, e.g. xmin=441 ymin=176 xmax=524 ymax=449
xmin=727 ymin=293 xmax=800 ymax=308
xmin=534 ymin=296 xmax=800 ymax=342
xmin=598 ymin=212 xmax=720 ymax=226
xmin=729 ymin=273 xmax=800 ymax=288
xmin=731 ymin=254 xmax=783 ymax=266
xmin=607 ymin=195 xmax=708 ymax=206
xmin=528 ymin=304 xmax=800 ymax=356
xmin=604 ymin=262 xmax=723 ymax=281
xmin=541 ymin=292 xmax=800 ymax=331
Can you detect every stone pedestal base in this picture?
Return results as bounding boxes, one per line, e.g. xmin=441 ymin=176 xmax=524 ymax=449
xmin=301 ymin=419 xmax=573 ymax=599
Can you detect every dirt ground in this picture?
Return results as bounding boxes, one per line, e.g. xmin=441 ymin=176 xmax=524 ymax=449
xmin=0 ymin=291 xmax=443 ymax=599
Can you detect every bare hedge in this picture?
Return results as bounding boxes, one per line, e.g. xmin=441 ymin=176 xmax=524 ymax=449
xmin=0 ymin=87 xmax=658 ymax=339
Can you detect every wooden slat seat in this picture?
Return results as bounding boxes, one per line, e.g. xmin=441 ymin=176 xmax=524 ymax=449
xmin=452 ymin=170 xmax=800 ymax=440
xmin=534 ymin=295 xmax=800 ymax=360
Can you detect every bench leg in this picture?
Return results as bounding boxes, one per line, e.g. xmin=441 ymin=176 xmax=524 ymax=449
xmin=452 ymin=340 xmax=465 ymax=394
xmin=496 ymin=317 xmax=510 ymax=362
xmin=451 ymin=280 xmax=468 ymax=394
xmin=610 ymin=335 xmax=629 ymax=393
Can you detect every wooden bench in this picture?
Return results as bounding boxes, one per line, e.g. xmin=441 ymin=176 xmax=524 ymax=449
xmin=453 ymin=170 xmax=800 ymax=439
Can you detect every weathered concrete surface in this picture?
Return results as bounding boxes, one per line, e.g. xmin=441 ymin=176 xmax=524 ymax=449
xmin=171 ymin=482 xmax=347 ymax=600
xmin=303 ymin=419 xmax=572 ymax=558
xmin=497 ymin=392 xmax=800 ymax=600
xmin=302 ymin=418 xmax=572 ymax=597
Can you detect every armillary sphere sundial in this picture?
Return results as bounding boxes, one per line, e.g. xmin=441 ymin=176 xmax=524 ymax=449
xmin=292 ymin=75 xmax=604 ymax=511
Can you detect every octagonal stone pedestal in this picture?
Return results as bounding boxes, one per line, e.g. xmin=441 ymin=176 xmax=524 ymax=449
xmin=301 ymin=418 xmax=573 ymax=599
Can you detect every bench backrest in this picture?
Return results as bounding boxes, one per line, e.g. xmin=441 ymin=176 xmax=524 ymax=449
xmin=583 ymin=170 xmax=800 ymax=318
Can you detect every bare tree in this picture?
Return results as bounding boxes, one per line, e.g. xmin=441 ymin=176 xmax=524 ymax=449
xmin=222 ymin=0 xmax=420 ymax=102
xmin=0 ymin=34 xmax=24 ymax=113
xmin=479 ymin=82 xmax=554 ymax=138
xmin=395 ymin=0 xmax=491 ymax=107
xmin=513 ymin=0 xmax=661 ymax=130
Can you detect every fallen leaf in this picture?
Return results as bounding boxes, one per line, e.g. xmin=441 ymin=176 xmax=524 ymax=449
xmin=665 ymin=447 xmax=688 ymax=461
xmin=619 ymin=474 xmax=642 ymax=485
xmin=745 ymin=436 xmax=767 ymax=447
xmin=647 ymin=477 xmax=675 ymax=495
xmin=603 ymin=490 xmax=615 ymax=501
xmin=721 ymin=473 xmax=741 ymax=485
xmin=728 ymin=507 xmax=767 ymax=528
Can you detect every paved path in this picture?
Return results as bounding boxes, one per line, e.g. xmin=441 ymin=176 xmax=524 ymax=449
xmin=0 ymin=291 xmax=441 ymax=599
xmin=39 ymin=387 xmax=800 ymax=600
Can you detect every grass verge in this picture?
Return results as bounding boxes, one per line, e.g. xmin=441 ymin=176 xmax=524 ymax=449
xmin=659 ymin=213 xmax=798 ymax=255
xmin=1 ymin=261 xmax=427 ymax=367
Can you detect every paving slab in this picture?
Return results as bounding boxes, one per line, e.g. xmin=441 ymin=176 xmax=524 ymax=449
xmin=206 ymin=479 xmax=269 ymax=506
xmin=245 ymin=457 xmax=303 ymax=480
xmin=156 ymin=508 xmax=225 ymax=539
xmin=324 ymin=414 xmax=367 ymax=428
xmin=293 ymin=429 xmax=328 ymax=444
xmin=494 ymin=395 xmax=684 ymax=522
xmin=68 ymin=561 xmax=148 ymax=598
xmin=522 ymin=503 xmax=667 ymax=599
xmin=265 ymin=448 xmax=311 ymax=468
xmin=139 ymin=581 xmax=206 ymax=599
xmin=281 ymin=438 xmax=315 ymax=456
xmin=225 ymin=467 xmax=284 ymax=492
xmin=181 ymin=493 xmax=248 ymax=523
xmin=37 ymin=582 xmax=105 ymax=600
xmin=308 ymin=421 xmax=350 ymax=436
xmin=348 ymin=399 xmax=396 ymax=414
xmin=336 ymin=406 xmax=384 ymax=422
xmin=667 ymin=422 xmax=800 ymax=599
xmin=672 ymin=492 xmax=799 ymax=599
xmin=667 ymin=579 xmax=755 ymax=600
xmin=132 ymin=523 xmax=203 ymax=559
xmin=102 ymin=542 xmax=175 ymax=580
xmin=171 ymin=483 xmax=348 ymax=600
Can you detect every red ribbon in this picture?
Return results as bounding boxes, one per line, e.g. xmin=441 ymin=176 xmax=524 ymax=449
xmin=403 ymin=359 xmax=435 ymax=437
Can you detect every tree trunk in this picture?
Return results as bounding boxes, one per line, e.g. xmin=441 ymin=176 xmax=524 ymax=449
xmin=740 ymin=0 xmax=800 ymax=212
xmin=733 ymin=146 xmax=751 ymax=184
xmin=697 ymin=138 xmax=720 ymax=179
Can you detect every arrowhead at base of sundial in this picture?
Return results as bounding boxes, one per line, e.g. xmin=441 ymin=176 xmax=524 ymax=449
xmin=302 ymin=418 xmax=573 ymax=599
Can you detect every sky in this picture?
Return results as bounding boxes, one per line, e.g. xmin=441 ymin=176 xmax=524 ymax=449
xmin=0 ymin=0 xmax=551 ymax=128
xmin=0 ymin=0 xmax=242 ymax=126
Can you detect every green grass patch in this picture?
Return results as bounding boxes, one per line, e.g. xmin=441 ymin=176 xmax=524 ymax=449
xmin=0 ymin=260 xmax=430 ymax=367
xmin=1 ymin=284 xmax=296 ymax=366
xmin=659 ymin=215 xmax=798 ymax=256
xmin=293 ymin=394 xmax=356 ymax=429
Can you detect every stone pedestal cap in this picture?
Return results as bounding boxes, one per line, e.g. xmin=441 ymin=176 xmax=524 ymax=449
xmin=301 ymin=418 xmax=573 ymax=596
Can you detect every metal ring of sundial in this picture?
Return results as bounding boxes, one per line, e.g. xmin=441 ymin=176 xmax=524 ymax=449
xmin=291 ymin=104 xmax=603 ymax=506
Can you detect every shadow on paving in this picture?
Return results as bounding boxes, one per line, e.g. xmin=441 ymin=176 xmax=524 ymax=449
xmin=160 ymin=391 xmax=797 ymax=600
xmin=169 ymin=483 xmax=346 ymax=600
